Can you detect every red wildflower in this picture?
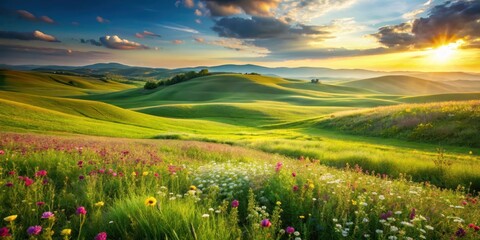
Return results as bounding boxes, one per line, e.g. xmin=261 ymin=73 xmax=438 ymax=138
xmin=275 ymin=162 xmax=283 ymax=172
xmin=0 ymin=227 xmax=11 ymax=237
xmin=94 ymin=232 xmax=107 ymax=240
xmin=76 ymin=206 xmax=87 ymax=215
xmin=24 ymin=177 xmax=34 ymax=187
xmin=35 ymin=170 xmax=47 ymax=177
xmin=231 ymin=200 xmax=239 ymax=208
xmin=409 ymin=208 xmax=416 ymax=220
xmin=261 ymin=219 xmax=272 ymax=228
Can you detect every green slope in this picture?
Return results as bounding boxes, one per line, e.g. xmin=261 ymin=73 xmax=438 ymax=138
xmin=80 ymin=74 xmax=400 ymax=108
xmin=0 ymin=70 xmax=135 ymax=96
xmin=399 ymin=93 xmax=480 ymax=103
xmin=339 ymin=75 xmax=460 ymax=95
xmin=315 ymin=100 xmax=480 ymax=147
xmin=0 ymin=91 xmax=248 ymax=137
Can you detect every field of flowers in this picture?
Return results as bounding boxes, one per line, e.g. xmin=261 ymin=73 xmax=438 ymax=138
xmin=0 ymin=133 xmax=479 ymax=239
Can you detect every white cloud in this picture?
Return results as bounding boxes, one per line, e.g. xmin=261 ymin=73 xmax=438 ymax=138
xmin=99 ymin=35 xmax=149 ymax=50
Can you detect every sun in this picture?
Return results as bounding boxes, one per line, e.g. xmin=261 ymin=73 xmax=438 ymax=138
xmin=427 ymin=40 xmax=464 ymax=64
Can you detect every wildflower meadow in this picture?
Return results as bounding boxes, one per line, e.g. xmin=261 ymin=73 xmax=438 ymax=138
xmin=0 ymin=133 xmax=479 ymax=239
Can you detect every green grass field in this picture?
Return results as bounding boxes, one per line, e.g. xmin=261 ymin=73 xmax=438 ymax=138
xmin=1 ymin=70 xmax=480 ymax=239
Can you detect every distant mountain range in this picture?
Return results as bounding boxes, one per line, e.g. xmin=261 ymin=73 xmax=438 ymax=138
xmin=1 ymin=62 xmax=479 ymax=81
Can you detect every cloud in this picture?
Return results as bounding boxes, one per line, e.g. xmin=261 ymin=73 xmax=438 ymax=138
xmin=99 ymin=35 xmax=149 ymax=50
xmin=172 ymin=40 xmax=184 ymax=44
xmin=176 ymin=0 xmax=195 ymax=8
xmin=0 ymin=30 xmax=60 ymax=42
xmin=277 ymin=0 xmax=356 ymax=23
xmin=0 ymin=44 xmax=111 ymax=65
xmin=39 ymin=16 xmax=55 ymax=24
xmin=266 ymin=47 xmax=390 ymax=60
xmin=16 ymin=10 xmax=55 ymax=24
xmin=16 ymin=10 xmax=36 ymax=21
xmin=211 ymin=16 xmax=329 ymax=39
xmin=195 ymin=9 xmax=203 ymax=16
xmin=403 ymin=0 xmax=435 ymax=19
xmin=80 ymin=38 xmax=103 ymax=46
xmin=96 ymin=16 xmax=110 ymax=23
xmin=372 ymin=0 xmax=480 ymax=49
xmin=184 ymin=0 xmax=195 ymax=8
xmin=135 ymin=30 xmax=161 ymax=38
xmin=209 ymin=38 xmax=270 ymax=56
xmin=192 ymin=0 xmax=356 ymax=22
xmin=195 ymin=19 xmax=202 ymax=24
xmin=200 ymin=0 xmax=279 ymax=17
xmin=194 ymin=37 xmax=204 ymax=43
xmin=159 ymin=24 xmax=200 ymax=34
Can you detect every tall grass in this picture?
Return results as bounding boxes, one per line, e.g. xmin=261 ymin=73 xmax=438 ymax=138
xmin=0 ymin=133 xmax=479 ymax=239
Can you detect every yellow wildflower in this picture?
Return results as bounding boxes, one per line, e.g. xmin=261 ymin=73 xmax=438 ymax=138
xmin=94 ymin=201 xmax=105 ymax=207
xmin=3 ymin=215 xmax=17 ymax=222
xmin=145 ymin=197 xmax=157 ymax=206
xmin=61 ymin=229 xmax=72 ymax=236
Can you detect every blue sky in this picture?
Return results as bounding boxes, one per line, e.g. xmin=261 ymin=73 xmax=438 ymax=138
xmin=0 ymin=0 xmax=479 ymax=71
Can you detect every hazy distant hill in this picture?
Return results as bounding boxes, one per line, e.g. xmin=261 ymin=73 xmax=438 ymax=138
xmin=1 ymin=63 xmax=479 ymax=81
xmin=339 ymin=75 xmax=461 ymax=95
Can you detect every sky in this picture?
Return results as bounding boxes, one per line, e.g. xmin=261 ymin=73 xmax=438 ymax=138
xmin=0 ymin=0 xmax=479 ymax=72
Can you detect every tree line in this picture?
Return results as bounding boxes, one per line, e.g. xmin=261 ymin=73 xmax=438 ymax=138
xmin=144 ymin=69 xmax=209 ymax=90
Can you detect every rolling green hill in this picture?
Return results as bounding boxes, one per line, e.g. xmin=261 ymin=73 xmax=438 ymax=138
xmin=339 ymin=75 xmax=460 ymax=95
xmin=316 ymin=100 xmax=480 ymax=147
xmin=0 ymin=70 xmax=136 ymax=96
xmin=80 ymin=74 xmax=400 ymax=109
xmin=0 ymin=90 xmax=249 ymax=138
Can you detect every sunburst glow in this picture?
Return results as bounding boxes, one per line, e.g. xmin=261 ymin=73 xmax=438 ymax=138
xmin=428 ymin=40 xmax=464 ymax=64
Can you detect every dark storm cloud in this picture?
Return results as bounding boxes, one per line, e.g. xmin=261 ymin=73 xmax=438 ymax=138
xmin=212 ymin=16 xmax=329 ymax=39
xmin=0 ymin=30 xmax=60 ymax=42
xmin=372 ymin=0 xmax=480 ymax=49
xmin=81 ymin=38 xmax=103 ymax=46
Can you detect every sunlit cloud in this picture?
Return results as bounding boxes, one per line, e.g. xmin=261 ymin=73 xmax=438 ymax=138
xmin=99 ymin=35 xmax=149 ymax=50
xmin=96 ymin=16 xmax=110 ymax=23
xmin=172 ymin=39 xmax=185 ymax=44
xmin=135 ymin=31 xmax=161 ymax=38
xmin=16 ymin=10 xmax=36 ymax=21
xmin=16 ymin=10 xmax=55 ymax=24
xmin=372 ymin=0 xmax=480 ymax=49
xmin=0 ymin=30 xmax=60 ymax=42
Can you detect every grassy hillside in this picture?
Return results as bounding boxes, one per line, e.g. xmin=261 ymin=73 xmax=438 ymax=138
xmin=316 ymin=100 xmax=480 ymax=147
xmin=80 ymin=74 xmax=400 ymax=109
xmin=0 ymin=70 xmax=135 ymax=96
xmin=340 ymin=75 xmax=459 ymax=95
xmin=399 ymin=93 xmax=480 ymax=103
xmin=0 ymin=91 xmax=250 ymax=138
